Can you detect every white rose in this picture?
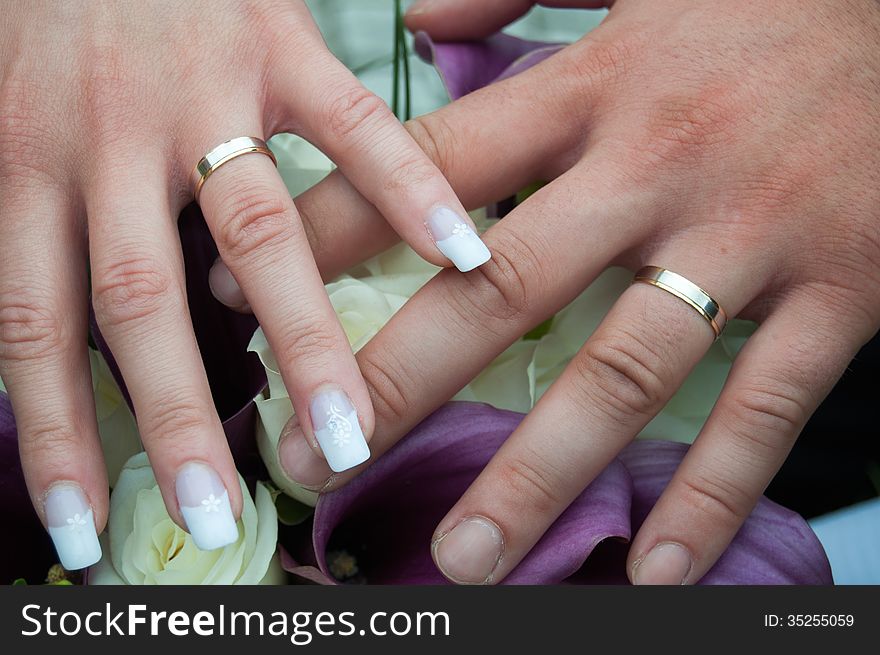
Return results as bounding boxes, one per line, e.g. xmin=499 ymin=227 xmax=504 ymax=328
xmin=90 ymin=349 xmax=143 ymax=486
xmin=252 ymin=241 xmax=754 ymax=504
xmin=89 ymin=452 xmax=285 ymax=585
xmin=249 ymin=239 xmax=441 ymax=505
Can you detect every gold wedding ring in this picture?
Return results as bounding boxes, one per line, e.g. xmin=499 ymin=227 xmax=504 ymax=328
xmin=632 ymin=266 xmax=728 ymax=338
xmin=191 ymin=136 xmax=276 ymax=202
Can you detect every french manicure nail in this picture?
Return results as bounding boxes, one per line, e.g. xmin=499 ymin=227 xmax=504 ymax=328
xmin=175 ymin=462 xmax=239 ymax=551
xmin=279 ymin=419 xmax=334 ymax=488
xmin=310 ymin=389 xmax=370 ymax=473
xmin=432 ymin=516 xmax=504 ymax=585
xmin=44 ymin=484 xmax=102 ymax=570
xmin=427 ymin=206 xmax=491 ymax=272
xmin=632 ymin=542 xmax=693 ymax=585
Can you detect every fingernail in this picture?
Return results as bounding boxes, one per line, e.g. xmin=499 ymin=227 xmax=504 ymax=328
xmin=44 ymin=483 xmax=102 ymax=570
xmin=310 ymin=389 xmax=370 ymax=473
xmin=632 ymin=542 xmax=693 ymax=585
xmin=432 ymin=516 xmax=504 ymax=585
xmin=427 ymin=206 xmax=491 ymax=272
xmin=175 ymin=462 xmax=239 ymax=551
xmin=208 ymin=259 xmax=247 ymax=309
xmin=406 ymin=0 xmax=435 ymax=16
xmin=278 ymin=418 xmax=334 ymax=488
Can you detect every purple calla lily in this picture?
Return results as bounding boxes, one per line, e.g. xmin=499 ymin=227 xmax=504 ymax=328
xmin=414 ymin=31 xmax=565 ymax=101
xmin=280 ymin=402 xmax=831 ymax=585
xmin=1 ymin=391 xmax=56 ymax=583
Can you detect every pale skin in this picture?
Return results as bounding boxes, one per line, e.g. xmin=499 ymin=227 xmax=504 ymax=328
xmin=0 ymin=1 xmax=479 ymax=545
xmin=267 ymin=0 xmax=880 ymax=584
xmin=3 ymin=0 xmax=879 ymax=583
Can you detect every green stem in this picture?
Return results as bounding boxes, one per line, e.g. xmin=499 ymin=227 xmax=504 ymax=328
xmin=398 ymin=1 xmax=411 ymax=120
xmin=392 ymin=0 xmax=402 ymax=118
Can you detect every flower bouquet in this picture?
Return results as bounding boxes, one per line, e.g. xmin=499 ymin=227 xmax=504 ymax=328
xmin=1 ymin=1 xmax=832 ymax=586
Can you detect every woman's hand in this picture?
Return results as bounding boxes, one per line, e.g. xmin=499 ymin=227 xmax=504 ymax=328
xmin=0 ymin=0 xmax=485 ymax=568
xmin=287 ymin=0 xmax=880 ymax=583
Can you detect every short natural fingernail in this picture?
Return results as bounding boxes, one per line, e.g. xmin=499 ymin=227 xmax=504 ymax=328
xmin=406 ymin=0 xmax=436 ymax=16
xmin=432 ymin=516 xmax=504 ymax=585
xmin=632 ymin=542 xmax=693 ymax=585
xmin=427 ymin=206 xmax=491 ymax=272
xmin=175 ymin=462 xmax=239 ymax=551
xmin=44 ymin=483 xmax=102 ymax=570
xmin=208 ymin=259 xmax=246 ymax=308
xmin=278 ymin=419 xmax=334 ymax=488
xmin=310 ymin=388 xmax=370 ymax=473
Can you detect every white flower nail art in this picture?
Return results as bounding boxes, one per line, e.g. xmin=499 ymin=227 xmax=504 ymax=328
xmin=201 ymin=493 xmax=222 ymax=513
xmin=327 ymin=402 xmax=352 ymax=448
xmin=452 ymin=223 xmax=473 ymax=238
xmin=311 ymin=390 xmax=370 ymax=472
xmin=427 ymin=207 xmax=491 ymax=272
xmin=66 ymin=513 xmax=87 ymax=531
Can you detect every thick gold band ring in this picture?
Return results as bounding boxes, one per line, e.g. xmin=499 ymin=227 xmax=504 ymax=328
xmin=632 ymin=266 xmax=728 ymax=338
xmin=191 ymin=136 xmax=276 ymax=202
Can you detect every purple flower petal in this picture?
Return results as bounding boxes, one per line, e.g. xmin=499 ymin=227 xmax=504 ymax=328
xmin=279 ymin=545 xmax=334 ymax=585
xmin=618 ymin=441 xmax=832 ymax=584
xmin=90 ymin=204 xmax=267 ymax=476
xmin=311 ymin=402 xmax=632 ymax=584
xmin=414 ymin=31 xmax=564 ymax=100
xmin=306 ymin=403 xmax=831 ymax=585
xmin=1 ymin=391 xmax=55 ymax=583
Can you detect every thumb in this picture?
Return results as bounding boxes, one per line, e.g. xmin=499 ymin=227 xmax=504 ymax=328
xmin=405 ymin=0 xmax=612 ymax=42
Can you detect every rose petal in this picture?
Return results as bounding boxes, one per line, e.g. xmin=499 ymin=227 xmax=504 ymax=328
xmin=311 ymin=402 xmax=632 ymax=584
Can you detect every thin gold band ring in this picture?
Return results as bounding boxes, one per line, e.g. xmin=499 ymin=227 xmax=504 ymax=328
xmin=632 ymin=266 xmax=728 ymax=338
xmin=191 ymin=136 xmax=276 ymax=202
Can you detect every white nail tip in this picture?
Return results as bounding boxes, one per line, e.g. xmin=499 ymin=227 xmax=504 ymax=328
xmin=311 ymin=391 xmax=370 ymax=473
xmin=45 ymin=486 xmax=102 ymax=570
xmin=427 ymin=207 xmax=492 ymax=272
xmin=435 ymin=233 xmax=492 ymax=272
xmin=176 ymin=463 xmax=239 ymax=551
xmin=179 ymin=489 xmax=239 ymax=551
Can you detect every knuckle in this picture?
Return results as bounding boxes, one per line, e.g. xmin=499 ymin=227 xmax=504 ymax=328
xmin=557 ymin=34 xmax=637 ymax=113
xmin=359 ymin=351 xmax=413 ymax=426
xmin=93 ymin=257 xmax=173 ymax=329
xmin=634 ymin=90 xmax=742 ymax=169
xmin=445 ymin=229 xmax=544 ymax=331
xmin=0 ymin=293 xmax=64 ymax=362
xmin=214 ymin=187 xmax=297 ymax=260
xmin=567 ymin=37 xmax=635 ymax=90
xmin=678 ymin=474 xmax=751 ymax=527
xmin=142 ymin=395 xmax=214 ymax=446
xmin=575 ymin=332 xmax=669 ymax=422
xmin=322 ymin=85 xmax=392 ymax=143
xmin=725 ymin=382 xmax=808 ymax=450
xmin=404 ymin=114 xmax=456 ymax=176
xmin=0 ymin=77 xmax=55 ymax=180
xmin=274 ymin=317 xmax=343 ymax=372
xmin=382 ymin=154 xmax=439 ymax=194
xmin=493 ymin=454 xmax=563 ymax=515
xmin=80 ymin=47 xmax=139 ymax=139
xmin=19 ymin=416 xmax=80 ymax=456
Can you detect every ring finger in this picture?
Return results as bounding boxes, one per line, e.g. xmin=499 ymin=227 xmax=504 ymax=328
xmin=193 ymin=127 xmax=373 ymax=476
xmin=431 ymin=249 xmax=761 ymax=584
